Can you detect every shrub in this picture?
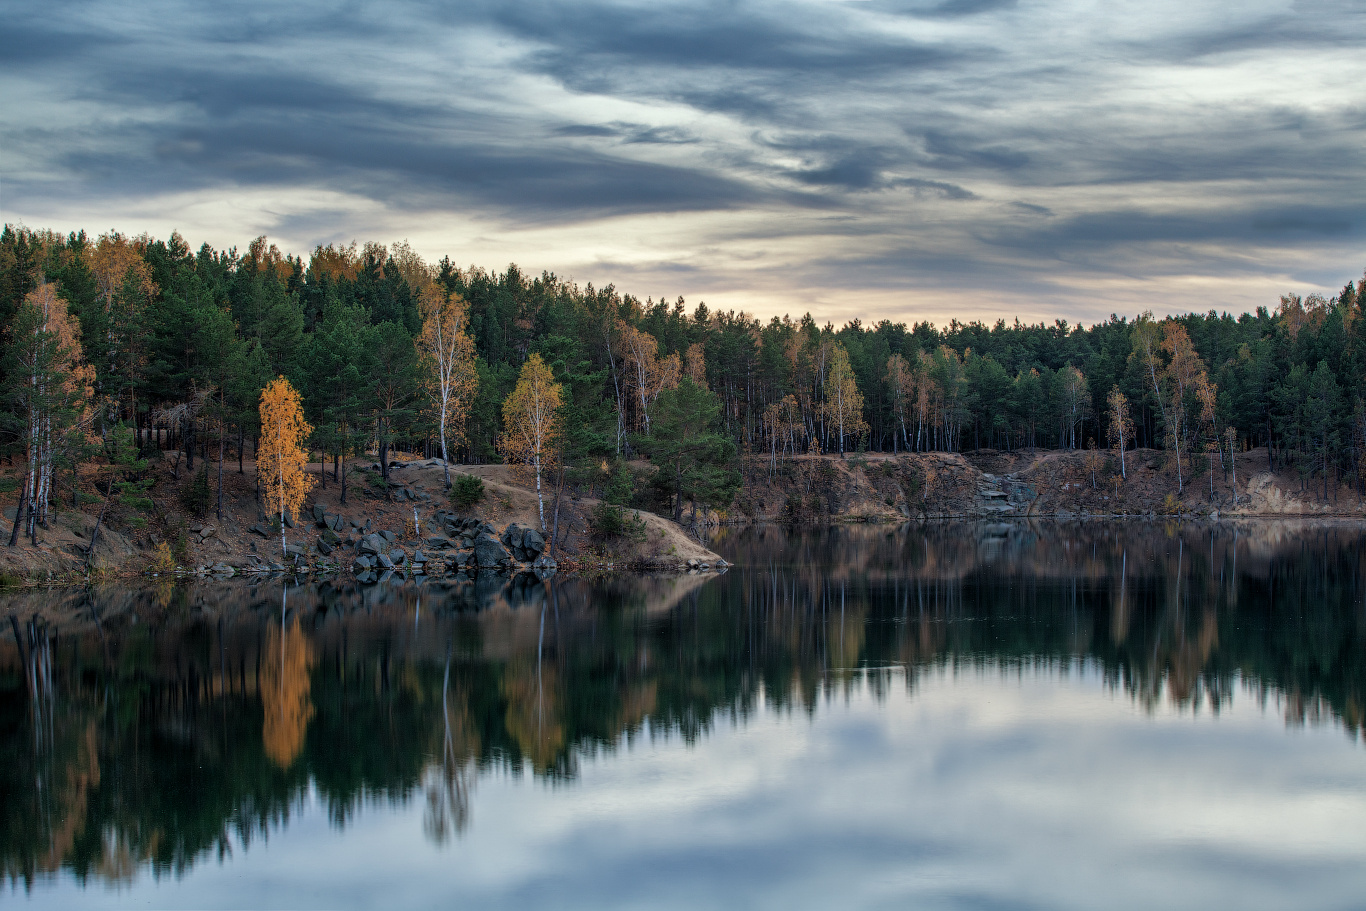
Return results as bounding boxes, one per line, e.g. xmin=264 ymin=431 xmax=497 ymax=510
xmin=0 ymin=571 xmax=24 ymax=589
xmin=181 ymin=464 xmax=212 ymax=517
xmin=148 ymin=542 xmax=176 ymax=572
xmin=171 ymin=532 xmax=192 ymax=565
xmin=590 ymin=502 xmax=646 ymax=542
xmin=451 ymin=474 xmax=485 ymax=508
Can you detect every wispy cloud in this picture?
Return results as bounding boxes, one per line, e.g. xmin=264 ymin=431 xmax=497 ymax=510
xmin=3 ymin=0 xmax=1363 ymax=325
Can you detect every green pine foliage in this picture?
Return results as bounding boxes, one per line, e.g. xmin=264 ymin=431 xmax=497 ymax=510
xmin=3 ymin=224 xmax=1366 ymax=511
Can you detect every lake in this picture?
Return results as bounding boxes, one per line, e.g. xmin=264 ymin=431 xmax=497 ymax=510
xmin=3 ymin=521 xmax=1366 ymax=910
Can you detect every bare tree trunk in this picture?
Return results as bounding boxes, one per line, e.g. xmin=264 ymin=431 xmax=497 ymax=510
xmin=7 ymin=483 xmax=28 ymax=547
xmin=87 ymin=487 xmax=111 ymax=558
xmin=217 ymin=412 xmax=226 ymax=522
xmin=549 ymin=466 xmax=565 ymax=559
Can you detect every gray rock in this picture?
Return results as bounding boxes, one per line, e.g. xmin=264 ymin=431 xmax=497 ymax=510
xmin=328 ymin=513 xmax=345 ymax=531
xmin=353 ymin=554 xmax=374 ymax=570
xmin=522 ymin=528 xmax=545 ymax=557
xmin=283 ymin=513 xmax=296 ymax=529
xmin=312 ymin=503 xmax=327 ymax=524
xmin=412 ymin=549 xmax=427 ymax=564
xmin=356 ymin=569 xmax=377 ymax=584
xmin=320 ymin=527 xmax=340 ymax=545
xmin=284 ymin=543 xmax=306 ymax=558
xmin=387 ymin=549 xmax=406 ymax=565
xmin=249 ymin=523 xmax=270 ymax=537
xmin=317 ymin=538 xmax=333 ymax=556
xmin=358 ymin=533 xmax=384 ymax=555
xmin=379 ymin=530 xmax=398 ymax=545
xmin=472 ymin=534 xmax=510 ymax=568
xmin=199 ymin=525 xmax=217 ymax=540
xmin=377 ymin=552 xmax=395 ymax=569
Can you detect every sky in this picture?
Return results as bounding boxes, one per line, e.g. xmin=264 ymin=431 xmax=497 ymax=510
xmin=3 ymin=0 xmax=1365 ymax=327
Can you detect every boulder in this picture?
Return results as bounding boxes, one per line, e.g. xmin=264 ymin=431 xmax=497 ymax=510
xmin=412 ymin=549 xmax=427 ymax=564
xmin=199 ymin=525 xmax=217 ymax=540
xmin=249 ymin=523 xmax=270 ymax=538
xmin=312 ymin=503 xmax=327 ymax=524
xmin=283 ymin=543 xmax=306 ymax=558
xmin=501 ymin=524 xmax=526 ymax=549
xmin=328 ymin=513 xmax=345 ymax=532
xmin=317 ymin=538 xmax=333 ymax=556
xmin=387 ymin=548 xmax=406 ymax=565
xmin=353 ymin=554 xmax=374 ymax=570
xmin=379 ymin=530 xmax=398 ymax=545
xmin=521 ymin=528 xmax=545 ymax=558
xmin=358 ymin=533 xmax=384 ymax=555
xmin=320 ymin=527 xmax=340 ymax=545
xmin=472 ymin=534 xmax=511 ymax=568
xmin=377 ymin=552 xmax=395 ymax=569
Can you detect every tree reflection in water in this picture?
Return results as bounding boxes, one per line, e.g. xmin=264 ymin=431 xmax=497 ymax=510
xmin=2 ymin=519 xmax=1365 ymax=888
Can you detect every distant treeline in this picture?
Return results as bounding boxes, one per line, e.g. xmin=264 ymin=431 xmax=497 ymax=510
xmin=3 ymin=225 xmax=1364 ymax=498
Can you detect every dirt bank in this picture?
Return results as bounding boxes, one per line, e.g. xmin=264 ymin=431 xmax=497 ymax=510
xmin=731 ymin=447 xmax=1366 ymax=523
xmin=0 ymin=453 xmax=722 ymax=585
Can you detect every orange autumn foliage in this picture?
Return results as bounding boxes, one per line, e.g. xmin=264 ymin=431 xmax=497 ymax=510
xmin=261 ymin=614 xmax=315 ymax=768
xmin=258 ymin=376 xmax=315 ymax=531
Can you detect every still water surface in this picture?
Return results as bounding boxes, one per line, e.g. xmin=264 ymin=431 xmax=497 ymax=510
xmin=4 ymin=521 xmax=1366 ymax=909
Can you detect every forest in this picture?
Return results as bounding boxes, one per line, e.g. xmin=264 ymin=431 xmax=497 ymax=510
xmin=3 ymin=224 xmax=1365 ymax=531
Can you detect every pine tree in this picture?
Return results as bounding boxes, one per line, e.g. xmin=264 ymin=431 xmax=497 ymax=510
xmin=639 ymin=377 xmax=739 ymax=523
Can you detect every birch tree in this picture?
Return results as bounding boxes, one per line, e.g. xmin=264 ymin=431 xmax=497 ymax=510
xmin=417 ymin=285 xmax=478 ymax=488
xmin=1106 ymin=386 xmax=1133 ymax=479
xmin=258 ymin=376 xmax=315 ymax=559
xmin=500 ymin=354 xmax=563 ymax=530
xmin=822 ymin=344 xmax=866 ymax=456
xmin=3 ymin=282 xmax=94 ymax=538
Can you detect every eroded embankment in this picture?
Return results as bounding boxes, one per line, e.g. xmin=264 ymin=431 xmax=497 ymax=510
xmin=0 ymin=455 xmax=722 ymax=587
xmin=730 ymin=448 xmax=1366 ymax=523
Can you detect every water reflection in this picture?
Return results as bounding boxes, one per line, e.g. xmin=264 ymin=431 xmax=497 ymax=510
xmin=2 ymin=520 xmax=1365 ymax=893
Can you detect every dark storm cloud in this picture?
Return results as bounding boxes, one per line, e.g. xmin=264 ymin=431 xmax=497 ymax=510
xmin=4 ymin=0 xmax=1365 ymax=318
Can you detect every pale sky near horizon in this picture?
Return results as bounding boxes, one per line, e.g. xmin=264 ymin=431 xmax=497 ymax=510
xmin=3 ymin=0 xmax=1364 ymax=327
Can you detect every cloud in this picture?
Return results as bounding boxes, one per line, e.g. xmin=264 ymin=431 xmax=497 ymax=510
xmin=3 ymin=0 xmax=1365 ymax=324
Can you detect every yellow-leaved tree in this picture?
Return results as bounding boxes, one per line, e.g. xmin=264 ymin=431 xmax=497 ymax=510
xmin=261 ymin=609 xmax=314 ymax=768
xmin=417 ymin=284 xmax=479 ymax=489
xmin=258 ymin=376 xmax=315 ymax=558
xmin=822 ymin=344 xmax=866 ymax=457
xmin=500 ymin=354 xmax=562 ymax=531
